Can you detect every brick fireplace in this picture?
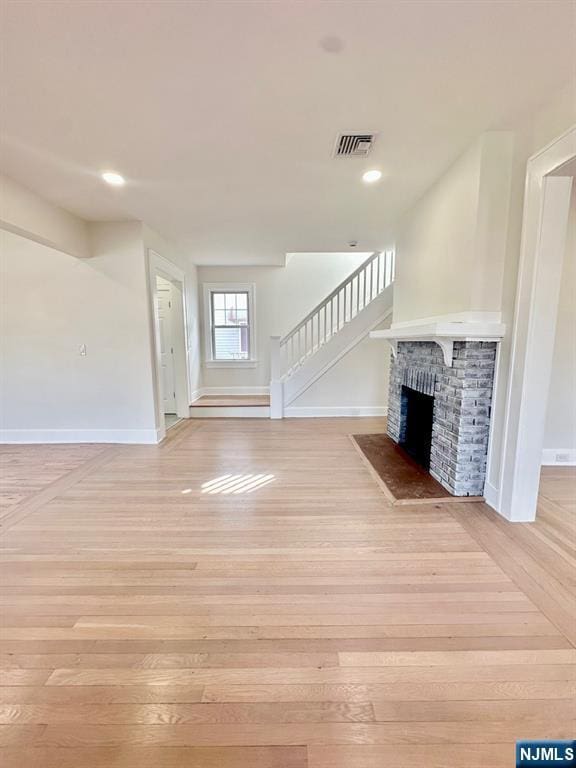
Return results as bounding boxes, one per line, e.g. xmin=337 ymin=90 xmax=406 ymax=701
xmin=385 ymin=340 xmax=498 ymax=497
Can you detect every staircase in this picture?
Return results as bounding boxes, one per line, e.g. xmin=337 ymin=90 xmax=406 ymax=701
xmin=270 ymin=250 xmax=395 ymax=418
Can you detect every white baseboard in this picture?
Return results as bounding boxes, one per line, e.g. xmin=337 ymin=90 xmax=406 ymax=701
xmin=284 ymin=406 xmax=388 ymax=418
xmin=189 ymin=406 xmax=270 ymax=419
xmin=541 ymin=448 xmax=576 ymax=466
xmin=188 ymin=388 xmax=204 ymax=404
xmin=0 ymin=428 xmax=161 ymax=444
xmin=190 ymin=386 xmax=269 ymax=403
xmin=483 ymin=480 xmax=500 ymax=511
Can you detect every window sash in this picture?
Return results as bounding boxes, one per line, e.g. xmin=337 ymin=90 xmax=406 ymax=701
xmin=210 ymin=291 xmax=251 ymax=360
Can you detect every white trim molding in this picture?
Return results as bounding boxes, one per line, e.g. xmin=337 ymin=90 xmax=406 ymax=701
xmin=204 ymin=360 xmax=258 ymax=369
xmin=147 ymin=249 xmax=191 ymax=444
xmin=482 ymin=480 xmax=500 ymax=510
xmin=285 ymin=406 xmax=388 ymax=418
xmin=0 ymin=429 xmax=161 ymax=444
xmin=541 ymin=448 xmax=576 ymax=466
xmin=497 ymin=125 xmax=576 ymax=522
xmin=188 ymin=388 xmax=204 ymax=403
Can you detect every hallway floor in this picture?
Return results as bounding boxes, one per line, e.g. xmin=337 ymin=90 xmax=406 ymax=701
xmin=164 ymin=413 xmax=181 ymax=431
xmin=0 ymin=419 xmax=574 ymax=767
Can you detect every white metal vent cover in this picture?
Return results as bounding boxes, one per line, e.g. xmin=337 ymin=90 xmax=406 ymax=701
xmin=334 ymin=133 xmax=377 ymax=157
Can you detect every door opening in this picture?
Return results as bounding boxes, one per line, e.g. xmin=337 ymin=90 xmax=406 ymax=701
xmin=149 ymin=250 xmax=190 ymax=441
xmin=497 ymin=129 xmax=575 ymax=522
xmin=156 ymin=275 xmax=178 ymax=430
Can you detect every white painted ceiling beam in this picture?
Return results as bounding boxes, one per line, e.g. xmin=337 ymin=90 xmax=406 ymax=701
xmin=0 ymin=174 xmax=90 ymax=258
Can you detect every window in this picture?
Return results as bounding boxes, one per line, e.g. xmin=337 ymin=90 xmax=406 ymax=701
xmin=211 ymin=291 xmax=249 ymax=360
xmin=203 ymin=283 xmax=256 ymax=366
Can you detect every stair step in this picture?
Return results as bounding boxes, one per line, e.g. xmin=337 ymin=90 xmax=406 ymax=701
xmin=189 ymin=395 xmax=270 ymax=419
xmin=191 ymin=395 xmax=270 ymax=407
xmin=189 ymin=406 xmax=271 ymax=419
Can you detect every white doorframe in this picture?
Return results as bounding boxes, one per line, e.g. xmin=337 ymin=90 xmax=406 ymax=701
xmin=148 ymin=249 xmax=191 ymax=442
xmin=156 ymin=274 xmax=178 ymax=415
xmin=497 ymin=126 xmax=575 ymax=522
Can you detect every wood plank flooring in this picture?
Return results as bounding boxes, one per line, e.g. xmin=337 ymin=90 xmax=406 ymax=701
xmin=0 ymin=419 xmax=574 ymax=767
xmin=451 ymin=466 xmax=576 ymax=645
xmin=0 ymin=445 xmax=106 ymax=517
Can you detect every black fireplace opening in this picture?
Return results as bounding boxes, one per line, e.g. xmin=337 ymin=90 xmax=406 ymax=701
xmin=399 ymin=385 xmax=434 ymax=470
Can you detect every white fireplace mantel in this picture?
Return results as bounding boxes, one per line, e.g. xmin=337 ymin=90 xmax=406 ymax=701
xmin=370 ymin=319 xmax=506 ymax=367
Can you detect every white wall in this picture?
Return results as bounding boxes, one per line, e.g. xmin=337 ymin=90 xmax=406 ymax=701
xmin=0 ymin=222 xmax=159 ymax=442
xmin=393 ymin=140 xmax=481 ymax=323
xmin=0 ymin=173 xmax=90 ymax=258
xmin=289 ymin=315 xmax=392 ymax=416
xmin=197 ymin=253 xmax=368 ymax=391
xmin=543 ymin=189 xmax=576 ymax=459
xmin=392 ymin=132 xmax=514 ymax=324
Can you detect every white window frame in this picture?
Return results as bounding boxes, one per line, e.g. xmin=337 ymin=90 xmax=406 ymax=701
xmin=202 ymin=283 xmax=257 ymax=368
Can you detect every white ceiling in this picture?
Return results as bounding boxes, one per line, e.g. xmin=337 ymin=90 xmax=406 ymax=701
xmin=0 ymin=0 xmax=574 ymax=265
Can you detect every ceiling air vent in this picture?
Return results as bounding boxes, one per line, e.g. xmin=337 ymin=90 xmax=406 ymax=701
xmin=334 ymin=133 xmax=376 ymax=157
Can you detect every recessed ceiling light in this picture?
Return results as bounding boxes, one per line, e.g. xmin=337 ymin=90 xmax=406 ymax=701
xmin=362 ymin=169 xmax=382 ymax=184
xmin=101 ymin=171 xmax=125 ymax=186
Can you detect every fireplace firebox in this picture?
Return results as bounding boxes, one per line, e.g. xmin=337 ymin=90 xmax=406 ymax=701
xmin=399 ymin=386 xmax=434 ymax=469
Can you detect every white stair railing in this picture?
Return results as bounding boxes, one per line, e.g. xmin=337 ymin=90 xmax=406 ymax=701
xmin=270 ymin=250 xmax=394 ymax=417
xmin=275 ymin=250 xmax=394 ymax=375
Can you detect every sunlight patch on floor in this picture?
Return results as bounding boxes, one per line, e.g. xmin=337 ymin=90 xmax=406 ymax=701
xmin=200 ymin=473 xmax=276 ymax=494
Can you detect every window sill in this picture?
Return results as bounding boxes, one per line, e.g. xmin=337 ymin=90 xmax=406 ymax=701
xmin=204 ymin=360 xmax=259 ymax=369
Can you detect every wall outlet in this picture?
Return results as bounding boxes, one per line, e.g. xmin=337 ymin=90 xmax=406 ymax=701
xmin=79 ymin=344 xmax=87 ymax=356
xmin=555 ymin=452 xmax=571 ymax=463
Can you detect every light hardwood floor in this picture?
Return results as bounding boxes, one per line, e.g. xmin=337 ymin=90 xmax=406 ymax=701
xmin=0 ymin=419 xmax=574 ymax=767
xmin=0 ymin=445 xmax=106 ymax=517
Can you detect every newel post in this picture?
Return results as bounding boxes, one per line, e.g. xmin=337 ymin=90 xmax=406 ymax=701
xmin=269 ymin=335 xmax=284 ymax=419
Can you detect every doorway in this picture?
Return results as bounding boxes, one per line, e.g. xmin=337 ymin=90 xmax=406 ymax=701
xmin=156 ymin=275 xmax=178 ymax=428
xmin=498 ymin=128 xmax=575 ymax=522
xmin=149 ymin=250 xmax=190 ymax=442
